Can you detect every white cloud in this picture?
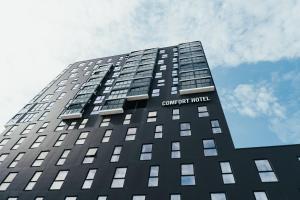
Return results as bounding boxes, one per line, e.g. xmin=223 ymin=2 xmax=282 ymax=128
xmin=1 ymin=0 xmax=300 ymax=131
xmin=222 ymin=84 xmax=285 ymax=119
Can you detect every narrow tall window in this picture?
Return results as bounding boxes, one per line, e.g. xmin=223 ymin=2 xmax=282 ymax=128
xmin=180 ymin=123 xmax=191 ymax=136
xmin=111 ymin=167 xmax=127 ymax=188
xmin=75 ymin=132 xmax=89 ymax=145
xmin=181 ymin=164 xmax=195 ymax=186
xmin=54 ymin=133 xmax=67 ymax=147
xmin=211 ymin=193 xmax=227 ymax=200
xmin=203 ymin=139 xmax=218 ymax=156
xmin=148 ymin=166 xmax=159 ymax=187
xmin=83 ymin=148 xmax=98 ymax=164
xmin=198 ymin=106 xmax=209 ymax=117
xmin=254 ymin=191 xmax=269 ymax=200
xmin=211 ymin=120 xmax=222 ymax=134
xmin=100 ymin=117 xmax=111 ymax=127
xmin=9 ymin=153 xmax=25 ymax=168
xmin=172 ymin=109 xmax=180 ymax=120
xmin=154 ymin=125 xmax=163 ymax=139
xmin=111 ymin=146 xmax=122 ymax=163
xmin=56 ymin=150 xmax=71 ymax=166
xmin=220 ymin=162 xmax=235 ymax=184
xmin=37 ymin=122 xmax=49 ymax=133
xmin=125 ymin=128 xmax=137 ymax=141
xmin=147 ymin=111 xmax=157 ymax=122
xmin=0 ymin=154 xmax=9 ymax=165
xmin=140 ymin=144 xmax=153 ymax=161
xmin=11 ymin=137 xmax=26 ymax=150
xmin=25 ymin=171 xmax=43 ymax=191
xmin=30 ymin=135 xmax=46 ymax=149
xmin=255 ymin=159 xmax=278 ymax=182
xmin=50 ymin=170 xmax=68 ymax=190
xmin=79 ymin=119 xmax=88 ymax=129
xmin=171 ymin=142 xmax=181 ymax=159
xmin=0 ymin=172 xmax=18 ymax=191
xmin=170 ymin=194 xmax=181 ymax=200
xmin=32 ymin=151 xmax=49 ymax=167
xmin=38 ymin=112 xmax=49 ymax=121
xmin=123 ymin=114 xmax=132 ymax=125
xmin=102 ymin=130 xmax=112 ymax=143
xmin=0 ymin=138 xmax=10 ymax=150
xmin=21 ymin=124 xmax=35 ymax=134
xmin=55 ymin=121 xmax=66 ymax=131
xmin=82 ymin=169 xmax=97 ymax=189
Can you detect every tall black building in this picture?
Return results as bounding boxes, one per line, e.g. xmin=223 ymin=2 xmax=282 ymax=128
xmin=0 ymin=41 xmax=299 ymax=200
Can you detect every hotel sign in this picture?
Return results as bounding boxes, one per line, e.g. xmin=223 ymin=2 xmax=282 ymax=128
xmin=162 ymin=96 xmax=211 ymax=106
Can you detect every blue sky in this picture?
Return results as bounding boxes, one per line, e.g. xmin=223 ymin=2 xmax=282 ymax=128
xmin=0 ymin=0 xmax=300 ymax=148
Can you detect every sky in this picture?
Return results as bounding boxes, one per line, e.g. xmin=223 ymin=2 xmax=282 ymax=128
xmin=0 ymin=0 xmax=300 ymax=148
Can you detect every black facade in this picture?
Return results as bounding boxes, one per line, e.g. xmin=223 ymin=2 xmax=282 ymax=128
xmin=0 ymin=41 xmax=299 ymax=200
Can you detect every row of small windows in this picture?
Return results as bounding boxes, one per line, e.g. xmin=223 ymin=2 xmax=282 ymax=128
xmin=5 ymin=191 xmax=271 ymax=200
xmin=0 ymin=161 xmax=273 ymax=200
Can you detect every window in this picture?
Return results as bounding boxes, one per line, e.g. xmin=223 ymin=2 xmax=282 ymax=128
xmin=180 ymin=123 xmax=191 ymax=136
xmin=170 ymin=194 xmax=181 ymax=200
xmin=32 ymin=151 xmax=49 ymax=167
xmin=54 ymin=133 xmax=67 ymax=147
xmin=203 ymin=139 xmax=218 ymax=156
xmin=45 ymin=102 xmax=55 ymax=110
xmin=100 ymin=117 xmax=111 ymax=127
xmin=38 ymin=112 xmax=49 ymax=121
xmin=50 ymin=170 xmax=69 ymax=190
xmin=211 ymin=193 xmax=227 ymax=200
xmin=56 ymin=150 xmax=71 ymax=166
xmin=30 ymin=135 xmax=46 ymax=149
xmin=132 ymin=195 xmax=146 ymax=200
xmin=21 ymin=123 xmax=35 ymax=134
xmin=111 ymin=167 xmax=127 ymax=188
xmin=102 ymin=129 xmax=112 ymax=143
xmin=171 ymin=86 xmax=177 ymax=95
xmin=83 ymin=148 xmax=98 ymax=164
xmin=75 ymin=132 xmax=89 ymax=145
xmin=152 ymin=89 xmax=160 ymax=97
xmin=91 ymin=106 xmax=101 ymax=115
xmin=0 ymin=154 xmax=9 ymax=165
xmin=37 ymin=122 xmax=49 ymax=133
xmin=148 ymin=166 xmax=159 ymax=187
xmin=4 ymin=125 xmax=18 ymax=136
xmin=172 ymin=109 xmax=180 ymax=120
xmin=254 ymin=191 xmax=269 ymax=200
xmin=19 ymin=113 xmax=37 ymax=123
xmin=11 ymin=137 xmax=26 ymax=150
xmin=220 ymin=162 xmax=235 ymax=184
xmin=171 ymin=142 xmax=181 ymax=159
xmin=173 ymin=77 xmax=179 ymax=85
xmin=9 ymin=153 xmax=25 ymax=168
xmin=41 ymin=94 xmax=53 ymax=102
xmin=82 ymin=169 xmax=97 ymax=189
xmin=160 ymin=65 xmax=167 ymax=70
xmin=103 ymin=87 xmax=112 ymax=94
xmin=111 ymin=146 xmax=122 ymax=163
xmin=57 ymin=93 xmax=66 ymax=100
xmin=140 ymin=144 xmax=153 ymax=161
xmin=155 ymin=72 xmax=162 ymax=79
xmin=25 ymin=171 xmax=43 ymax=191
xmin=255 ymin=159 xmax=278 ymax=182
xmin=58 ymin=79 xmax=67 ymax=86
xmin=157 ymin=79 xmax=165 ymax=86
xmin=35 ymin=197 xmax=44 ymax=200
xmin=211 ymin=120 xmax=222 ymax=134
xmin=125 ymin=128 xmax=137 ymax=141
xmin=55 ymin=86 xmax=65 ymax=93
xmin=147 ymin=111 xmax=157 ymax=122
xmin=98 ymin=196 xmax=107 ymax=200
xmin=181 ymin=164 xmax=195 ymax=186
xmin=154 ymin=125 xmax=163 ymax=139
xmin=0 ymin=172 xmax=18 ymax=191
xmin=72 ymin=84 xmax=80 ymax=90
xmin=55 ymin=121 xmax=66 ymax=131
xmin=123 ymin=114 xmax=132 ymax=125
xmin=0 ymin=138 xmax=10 ymax=150
xmin=65 ymin=197 xmax=77 ymax=200
xmin=94 ymin=96 xmax=105 ymax=104
xmin=7 ymin=198 xmax=18 ymax=200
xmin=67 ymin=122 xmax=76 ymax=130
xmin=79 ymin=119 xmax=88 ymax=129
xmin=105 ymin=79 xmax=114 ymax=86
xmin=198 ymin=106 xmax=209 ymax=117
